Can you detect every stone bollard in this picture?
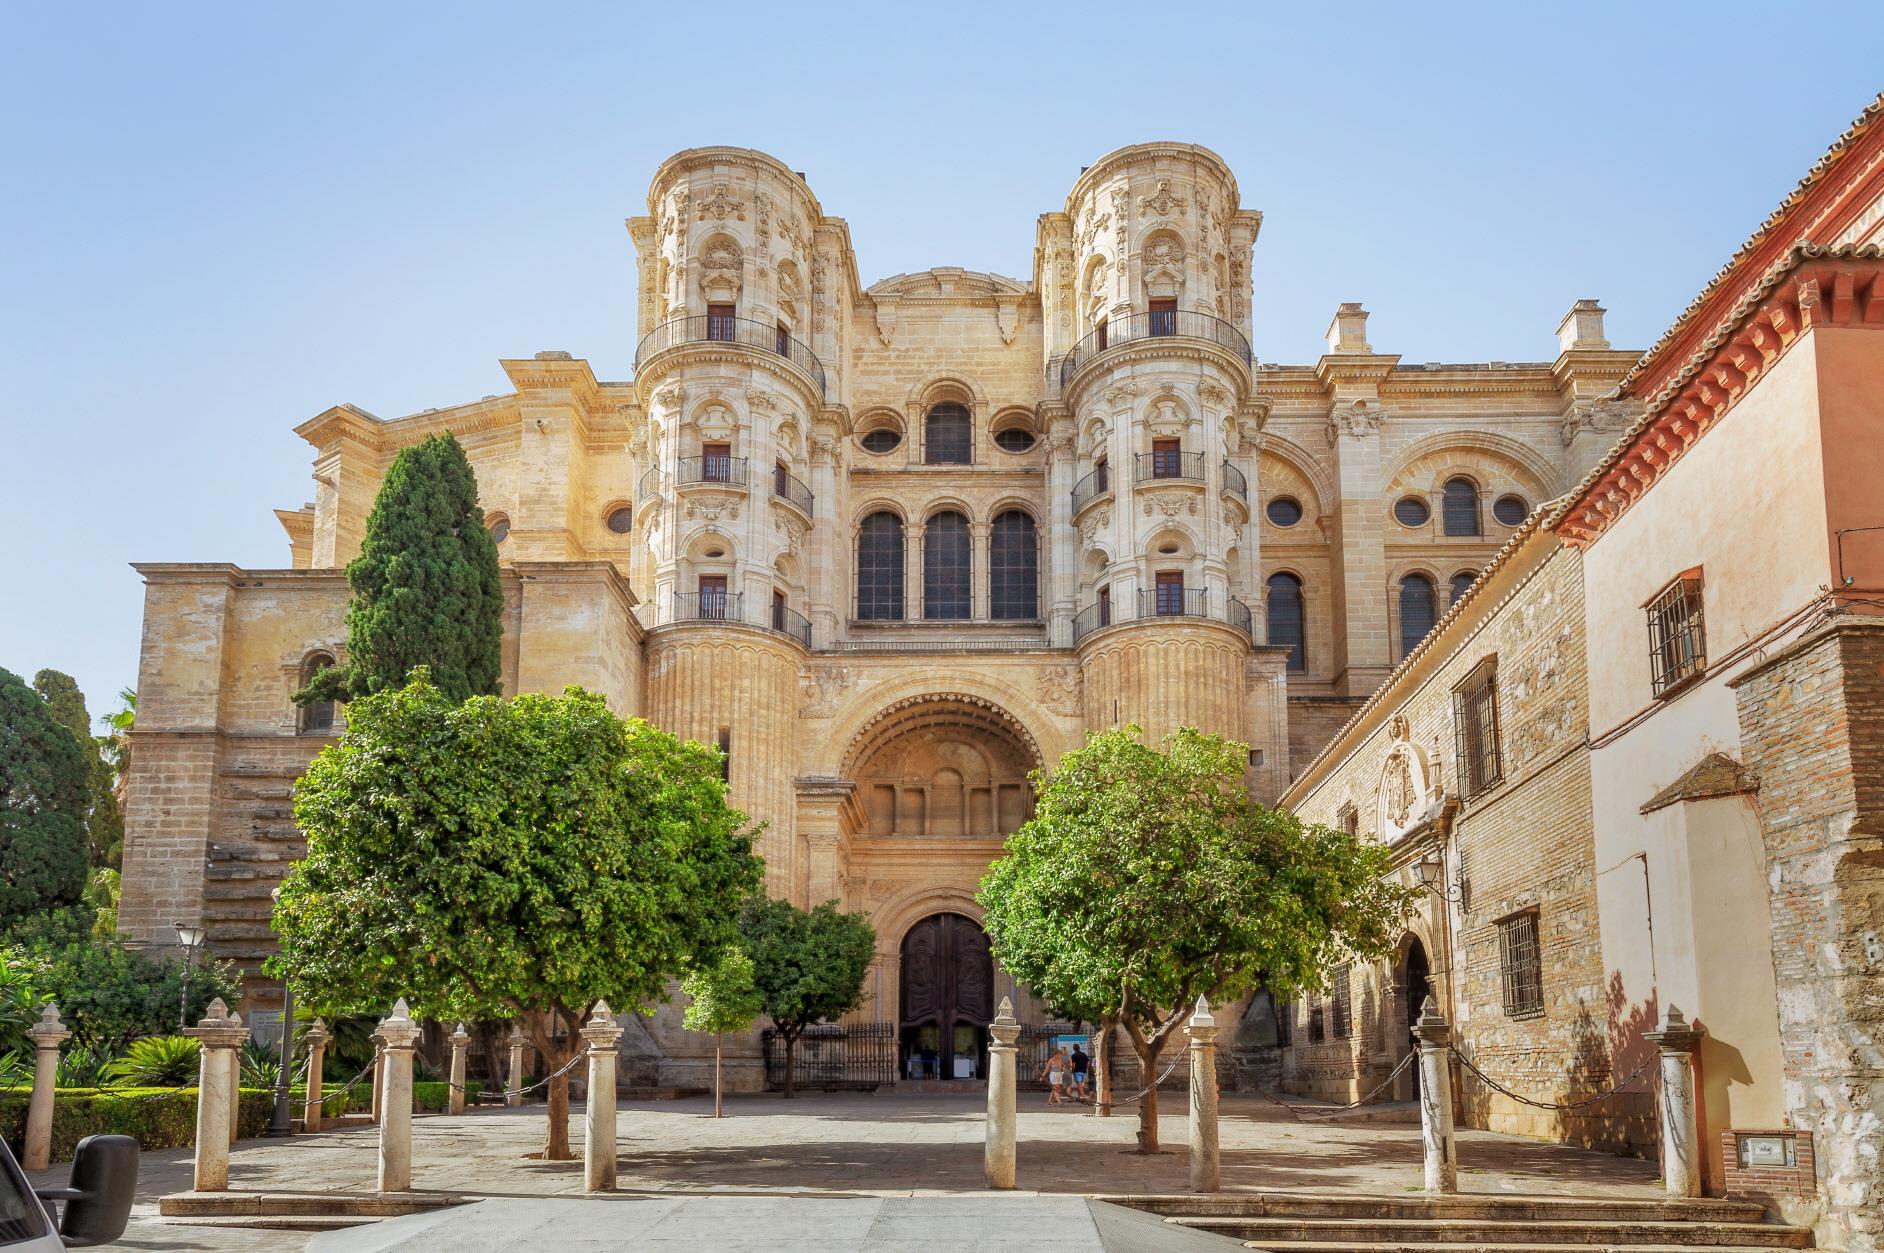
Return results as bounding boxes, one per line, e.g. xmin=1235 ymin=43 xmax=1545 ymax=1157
xmin=506 ymin=1026 xmax=528 ymax=1107
xmin=1413 ymin=996 xmax=1457 ymax=1193
xmin=1645 ymin=1005 xmax=1706 ymax=1197
xmin=377 ymin=1000 xmax=420 ymax=1193
xmin=184 ymin=998 xmax=249 ymax=1192
xmin=985 ymin=997 xmax=1020 ymax=1189
xmin=226 ymin=1011 xmax=245 ymax=1146
xmin=580 ymin=1001 xmax=624 ymax=1193
xmin=302 ymin=1018 xmax=330 ymax=1132
xmin=23 ymin=1004 xmax=71 ymax=1172
xmin=1187 ymin=996 xmax=1221 ymax=1193
xmin=448 ymin=1023 xmax=470 ymax=1116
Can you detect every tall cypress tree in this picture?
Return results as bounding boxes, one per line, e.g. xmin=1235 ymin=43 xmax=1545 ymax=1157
xmin=299 ymin=432 xmax=504 ymax=706
xmin=0 ymin=666 xmax=90 ymax=925
xmin=32 ymin=670 xmax=124 ymax=868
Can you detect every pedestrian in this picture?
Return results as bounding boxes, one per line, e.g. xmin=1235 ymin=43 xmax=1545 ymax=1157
xmin=1040 ymin=1047 xmax=1068 ymax=1105
xmin=1069 ymin=1042 xmax=1091 ymax=1104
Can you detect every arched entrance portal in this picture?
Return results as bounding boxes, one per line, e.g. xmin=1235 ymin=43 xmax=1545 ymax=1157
xmin=1397 ymin=934 xmax=1432 ymax=1100
xmin=899 ymin=913 xmax=994 ymax=1081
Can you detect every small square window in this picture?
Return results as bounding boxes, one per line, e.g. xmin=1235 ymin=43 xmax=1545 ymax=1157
xmin=1497 ymin=910 xmax=1543 ymax=1017
xmin=1647 ymin=572 xmax=1707 ymax=697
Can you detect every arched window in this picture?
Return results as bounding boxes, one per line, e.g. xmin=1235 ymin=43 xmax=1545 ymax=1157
xmin=298 ymin=652 xmax=338 ymax=735
xmin=1266 ymin=573 xmax=1306 ymax=673
xmin=923 ymin=510 xmax=972 ymax=620
xmin=924 ymin=403 xmax=972 ymax=465
xmin=1399 ymin=574 xmax=1438 ymax=657
xmin=1442 ymin=478 xmax=1481 ymax=536
xmin=857 ymin=512 xmax=905 ymax=620
xmin=1450 ymin=570 xmax=1477 ymax=605
xmin=990 ymin=511 xmax=1038 ymax=620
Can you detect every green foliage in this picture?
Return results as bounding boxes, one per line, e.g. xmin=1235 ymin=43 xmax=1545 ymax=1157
xmin=54 ymin=1045 xmax=115 ymax=1089
xmin=83 ymin=869 xmax=119 ymax=938
xmin=31 ymin=671 xmax=122 ymax=869
xmin=240 ymin=1040 xmax=280 ymax=1089
xmin=104 ymin=1035 xmax=201 ymax=1087
xmin=0 ymin=907 xmax=240 ymax=1050
xmin=681 ymin=948 xmax=763 ymax=1037
xmin=0 ymin=1053 xmax=26 ymax=1088
xmin=0 ymin=958 xmax=38 ymax=1056
xmin=301 ymin=433 xmax=504 ymax=705
xmin=0 ymin=1086 xmax=273 ymax=1166
xmin=0 ymin=666 xmax=90 ymax=924
xmin=273 ymin=674 xmax=763 ymax=1051
xmin=977 ymin=726 xmax=1415 ymax=1149
xmin=741 ymin=897 xmax=875 ymax=1098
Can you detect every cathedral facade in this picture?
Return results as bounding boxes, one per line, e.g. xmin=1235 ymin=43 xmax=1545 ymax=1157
xmin=117 ymin=142 xmax=1639 ymax=1084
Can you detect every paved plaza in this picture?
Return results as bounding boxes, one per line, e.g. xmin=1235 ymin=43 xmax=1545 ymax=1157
xmin=29 ymin=1090 xmax=1664 ymax=1250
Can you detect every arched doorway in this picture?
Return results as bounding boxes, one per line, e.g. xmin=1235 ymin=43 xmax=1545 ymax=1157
xmin=899 ymin=913 xmax=994 ymax=1081
xmin=1398 ymin=935 xmax=1432 ymax=1100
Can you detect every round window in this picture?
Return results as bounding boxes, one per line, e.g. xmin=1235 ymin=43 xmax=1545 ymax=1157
xmin=1266 ymin=496 xmax=1303 ymax=527
xmin=606 ymin=506 xmax=634 ymax=534
xmin=1493 ymin=495 xmax=1529 ymax=526
xmin=861 ymin=428 xmax=901 ymax=454
xmin=1393 ymin=497 xmax=1430 ymax=528
xmin=489 ymin=517 xmax=511 ymax=543
xmin=994 ymin=428 xmax=1036 ymax=453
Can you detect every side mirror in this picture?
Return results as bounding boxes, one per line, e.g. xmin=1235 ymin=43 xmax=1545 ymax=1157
xmin=33 ymin=1134 xmax=137 ymax=1248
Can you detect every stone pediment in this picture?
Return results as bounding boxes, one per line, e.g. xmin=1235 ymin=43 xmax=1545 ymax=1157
xmin=866 ymin=267 xmax=1030 ymax=302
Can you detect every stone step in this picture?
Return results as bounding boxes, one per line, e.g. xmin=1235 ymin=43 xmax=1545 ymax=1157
xmin=1169 ymin=1218 xmax=1811 ymax=1249
xmin=1224 ymin=1242 xmax=1810 ymax=1253
xmin=1103 ymin=1195 xmax=1771 ymax=1224
xmin=164 ymin=1215 xmax=376 ymax=1232
xmin=160 ymin=1190 xmax=461 ymax=1219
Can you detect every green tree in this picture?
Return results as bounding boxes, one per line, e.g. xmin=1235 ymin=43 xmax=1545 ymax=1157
xmin=978 ymin=726 xmax=1414 ymax=1153
xmin=32 ymin=670 xmax=123 ymax=868
xmin=0 ymin=666 xmax=89 ymax=925
xmin=681 ymin=948 xmax=762 ymax=1117
xmin=742 ymin=898 xmax=875 ymax=1100
xmin=272 ymin=674 xmax=763 ymax=1158
xmin=298 ymin=433 xmax=503 ymax=706
xmin=100 ymin=689 xmax=135 ymax=816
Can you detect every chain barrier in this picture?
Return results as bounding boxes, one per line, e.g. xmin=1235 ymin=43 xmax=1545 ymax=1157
xmin=498 ymin=1045 xmax=590 ymax=1100
xmin=1446 ymin=1045 xmax=1656 ymax=1112
xmin=1089 ymin=1050 xmax=1186 ymax=1112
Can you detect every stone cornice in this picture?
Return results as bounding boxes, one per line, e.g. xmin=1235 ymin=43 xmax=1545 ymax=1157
xmin=645 ymin=146 xmax=826 ymax=220
xmin=1065 ymin=142 xmax=1242 ymax=217
xmin=1313 ymin=353 xmax=1400 ymax=389
xmin=500 ymin=355 xmax=603 ymax=412
xmin=1061 ymin=339 xmax=1251 ymax=409
xmin=1555 ymin=247 xmax=1884 ymax=549
xmin=510 ymin=559 xmax=641 ymax=613
xmin=633 ymin=342 xmax=825 ymax=410
xmin=294 ymin=404 xmax=386 ymax=451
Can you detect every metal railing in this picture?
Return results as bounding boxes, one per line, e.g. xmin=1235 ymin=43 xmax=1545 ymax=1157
xmin=634 ymin=315 xmax=827 ymax=398
xmin=762 ymin=1023 xmax=896 ymax=1092
xmin=1140 ymin=586 xmax=1208 ymax=619
xmin=636 ymin=466 xmax=663 ymax=501
xmin=768 ymin=600 xmax=812 ymax=647
xmin=1072 ymin=465 xmax=1113 ymax=512
xmin=674 ymin=590 xmax=743 ymax=623
xmin=677 ymin=455 xmax=749 ymax=487
xmin=1058 ymin=310 xmax=1253 ymax=391
xmin=771 ymin=465 xmax=814 ymax=514
xmin=1134 ymin=450 xmax=1205 ymax=483
xmin=1070 ymin=588 xmax=1258 ymax=645
xmin=1222 ymin=460 xmax=1249 ymax=502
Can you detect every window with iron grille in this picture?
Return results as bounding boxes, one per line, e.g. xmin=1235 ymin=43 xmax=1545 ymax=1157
xmin=856 ymin=512 xmax=905 ymax=620
xmin=1647 ymin=572 xmax=1707 ymax=697
xmin=1308 ymin=1002 xmax=1325 ymax=1042
xmin=1266 ymin=572 xmax=1306 ymax=672
xmin=1331 ymin=966 xmax=1352 ymax=1038
xmin=924 ymin=403 xmax=972 ymax=465
xmin=1497 ymin=910 xmax=1543 ymax=1017
xmin=298 ymin=652 xmax=337 ymax=734
xmin=1452 ymin=656 xmax=1502 ymax=798
xmin=923 ymin=511 xmax=972 ymax=620
xmin=1274 ymin=998 xmax=1293 ymax=1049
xmin=1399 ymin=574 xmax=1437 ymax=658
xmin=990 ymin=510 xmax=1038 ymax=620
xmin=1442 ymin=477 xmax=1481 ymax=536
xmin=1335 ymin=803 xmax=1358 ymax=836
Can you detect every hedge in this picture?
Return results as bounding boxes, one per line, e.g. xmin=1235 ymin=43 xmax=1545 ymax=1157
xmin=0 ymin=1080 xmax=484 ymax=1166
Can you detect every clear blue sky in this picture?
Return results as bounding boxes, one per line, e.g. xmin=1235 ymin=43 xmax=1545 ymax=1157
xmin=2 ymin=2 xmax=1876 ymax=721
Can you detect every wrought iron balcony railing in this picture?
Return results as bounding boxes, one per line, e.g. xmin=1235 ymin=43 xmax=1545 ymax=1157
xmin=1070 ymin=588 xmax=1257 ymax=645
xmin=636 ymin=466 xmax=663 ymax=501
xmin=1133 ymin=450 xmax=1206 ymax=483
xmin=677 ymin=455 xmax=749 ymax=487
xmin=1058 ymin=310 xmax=1253 ymax=391
xmin=1071 ymin=464 xmax=1113 ymax=512
xmin=768 ymin=600 xmax=812 ymax=648
xmin=1222 ymin=460 xmax=1249 ymax=503
xmin=771 ymin=465 xmax=814 ymax=514
xmin=634 ymin=315 xmax=827 ymax=399
xmin=674 ymin=590 xmax=743 ymax=624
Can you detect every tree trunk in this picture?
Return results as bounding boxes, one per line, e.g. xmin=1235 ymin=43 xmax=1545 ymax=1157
xmin=525 ymin=1005 xmax=583 ymax=1162
xmin=714 ymin=1040 xmax=723 ymax=1118
xmin=544 ymin=1062 xmax=573 ymax=1159
xmin=782 ymin=1029 xmax=797 ymax=1099
xmin=1096 ymin=1016 xmax=1116 ymax=1118
xmin=1128 ymin=1032 xmax=1163 ymax=1154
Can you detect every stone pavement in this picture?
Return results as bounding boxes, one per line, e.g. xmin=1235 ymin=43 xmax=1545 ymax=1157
xmin=32 ymin=1090 xmax=1663 ymax=1250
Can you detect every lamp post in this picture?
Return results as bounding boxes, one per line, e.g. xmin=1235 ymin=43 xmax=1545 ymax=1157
xmin=174 ymin=922 xmax=205 ymax=1032
xmin=1414 ymin=849 xmax=1466 ymax=906
xmin=266 ymin=887 xmax=297 ymax=1137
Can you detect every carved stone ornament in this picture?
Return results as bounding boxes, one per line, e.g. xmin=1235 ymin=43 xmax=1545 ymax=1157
xmin=1143 ymin=235 xmax=1184 ymax=272
xmin=1037 ymin=666 xmax=1083 ymax=717
xmin=1198 ymin=381 xmax=1231 ymax=410
xmin=1147 ymin=398 xmax=1189 ymax=437
xmin=799 ymin=665 xmax=852 ymax=718
xmin=695 ymin=403 xmax=735 ymax=434
xmin=1561 ymin=397 xmax=1636 ymax=446
xmin=697 ymin=183 xmax=746 ymax=222
xmin=774 ymin=514 xmax=806 ymax=556
xmin=683 ymin=495 xmax=741 ymax=523
xmin=1139 ymin=179 xmax=1188 ymax=218
xmin=701 ymin=239 xmax=741 ymax=271
xmin=1141 ymin=492 xmax=1200 ymax=518
xmin=652 ymin=384 xmax=687 ymax=414
xmin=1389 ymin=713 xmax=1411 ymax=741
xmin=874 ymin=300 xmax=897 ymax=346
xmin=1327 ymin=399 xmax=1384 ymax=441
xmin=995 ymin=296 xmax=1020 ymax=345
xmin=810 ymin=431 xmax=843 ymax=466
xmin=1376 ymin=737 xmax=1438 ymax=845
xmin=745 ymin=387 xmax=781 ymax=414
xmin=1101 ymin=382 xmax=1137 ymax=408
xmin=1078 ymin=505 xmax=1111 ymax=548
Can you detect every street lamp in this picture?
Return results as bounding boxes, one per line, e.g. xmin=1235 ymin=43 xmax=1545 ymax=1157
xmin=1414 ymin=849 xmax=1466 ymax=906
xmin=174 ymin=922 xmax=205 ymax=1031
xmin=266 ymin=887 xmax=297 ymax=1137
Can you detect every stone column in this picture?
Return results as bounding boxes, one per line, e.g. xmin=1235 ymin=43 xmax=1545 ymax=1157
xmin=1412 ymin=996 xmax=1456 ymax=1194
xmin=376 ymin=1000 xmax=420 ymax=1194
xmin=985 ymin=997 xmax=1020 ymax=1189
xmin=447 ymin=1023 xmax=470 ymax=1116
xmin=23 ymin=1004 xmax=71 ymax=1172
xmin=506 ymin=1026 xmax=527 ymax=1107
xmin=1187 ymin=997 xmax=1221 ymax=1193
xmin=580 ymin=1001 xmax=625 ymax=1193
xmin=184 ymin=998 xmax=248 ymax=1192
xmin=302 ymin=1019 xmax=329 ymax=1132
xmin=1645 ymin=1005 xmax=1706 ymax=1198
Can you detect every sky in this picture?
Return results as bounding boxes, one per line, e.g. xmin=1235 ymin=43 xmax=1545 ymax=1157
xmin=1 ymin=1 xmax=1877 ymax=722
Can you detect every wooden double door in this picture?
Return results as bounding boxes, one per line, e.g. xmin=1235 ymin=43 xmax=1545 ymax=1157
xmin=899 ymin=913 xmax=994 ymax=1081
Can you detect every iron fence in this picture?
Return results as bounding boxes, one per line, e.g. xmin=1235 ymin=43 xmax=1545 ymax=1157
xmin=762 ymin=1022 xmax=896 ymax=1092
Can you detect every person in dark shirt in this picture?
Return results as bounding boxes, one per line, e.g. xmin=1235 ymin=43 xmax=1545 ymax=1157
xmin=1069 ymin=1043 xmax=1091 ymax=1104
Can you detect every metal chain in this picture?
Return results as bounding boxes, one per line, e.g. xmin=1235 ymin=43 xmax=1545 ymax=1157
xmin=500 ymin=1045 xmax=590 ymax=1099
xmin=1447 ymin=1045 xmax=1656 ymax=1112
xmin=1091 ymin=1050 xmax=1186 ymax=1110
